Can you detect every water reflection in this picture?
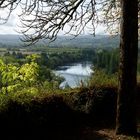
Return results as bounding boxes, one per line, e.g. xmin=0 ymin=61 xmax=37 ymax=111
xmin=55 ymin=62 xmax=93 ymax=88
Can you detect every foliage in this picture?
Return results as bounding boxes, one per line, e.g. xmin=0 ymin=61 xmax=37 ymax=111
xmin=0 ymin=54 xmax=64 ymax=94
xmin=0 ymin=81 xmax=118 ymax=139
xmin=89 ymin=70 xmax=118 ymax=88
xmin=0 ymin=59 xmax=39 ymax=94
xmin=93 ymin=48 xmax=119 ymax=74
xmin=116 ymin=135 xmax=137 ymax=140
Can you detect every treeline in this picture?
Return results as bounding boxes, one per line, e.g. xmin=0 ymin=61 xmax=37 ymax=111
xmin=1 ymin=47 xmax=120 ymax=76
xmin=4 ymin=47 xmax=140 ymax=76
xmin=93 ymin=48 xmax=140 ymax=75
xmin=92 ymin=49 xmax=119 ymax=74
xmin=2 ymin=43 xmax=140 ymax=76
xmin=2 ymin=48 xmax=96 ymax=68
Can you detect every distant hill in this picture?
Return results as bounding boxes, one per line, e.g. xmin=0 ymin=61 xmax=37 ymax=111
xmin=0 ymin=34 xmax=119 ymax=48
xmin=49 ymin=35 xmax=119 ymax=48
xmin=0 ymin=34 xmax=22 ymax=47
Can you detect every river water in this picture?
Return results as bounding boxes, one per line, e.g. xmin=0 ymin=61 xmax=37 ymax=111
xmin=54 ymin=62 xmax=93 ymax=88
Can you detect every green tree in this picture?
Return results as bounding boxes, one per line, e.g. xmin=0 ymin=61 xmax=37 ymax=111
xmin=19 ymin=62 xmax=39 ymax=87
xmin=0 ymin=58 xmax=39 ymax=94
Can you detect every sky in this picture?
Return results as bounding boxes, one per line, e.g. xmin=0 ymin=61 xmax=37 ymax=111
xmin=0 ymin=8 xmax=21 ymax=34
xmin=0 ymin=6 xmax=106 ymax=35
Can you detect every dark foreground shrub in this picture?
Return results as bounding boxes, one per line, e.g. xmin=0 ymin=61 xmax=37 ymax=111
xmin=66 ymin=86 xmax=118 ymax=126
xmin=0 ymin=86 xmax=119 ymax=139
xmin=0 ymin=94 xmax=85 ymax=139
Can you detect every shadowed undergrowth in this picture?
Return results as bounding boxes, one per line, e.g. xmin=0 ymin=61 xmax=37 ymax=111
xmin=0 ymin=84 xmax=139 ymax=140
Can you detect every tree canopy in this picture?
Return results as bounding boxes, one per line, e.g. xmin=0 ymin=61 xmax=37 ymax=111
xmin=0 ymin=0 xmax=120 ymax=44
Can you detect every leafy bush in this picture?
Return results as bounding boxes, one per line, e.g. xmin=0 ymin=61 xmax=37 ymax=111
xmin=89 ymin=70 xmax=118 ymax=88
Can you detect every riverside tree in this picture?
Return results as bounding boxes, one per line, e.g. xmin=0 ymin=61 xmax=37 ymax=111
xmin=0 ymin=0 xmax=138 ymax=136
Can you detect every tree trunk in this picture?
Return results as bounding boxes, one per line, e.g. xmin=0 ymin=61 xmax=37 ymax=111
xmin=116 ymin=0 xmax=138 ymax=136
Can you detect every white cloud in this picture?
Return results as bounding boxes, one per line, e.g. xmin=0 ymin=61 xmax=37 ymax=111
xmin=0 ymin=6 xmax=22 ymax=34
xmin=96 ymin=25 xmax=107 ymax=35
xmin=0 ymin=5 xmax=106 ymax=35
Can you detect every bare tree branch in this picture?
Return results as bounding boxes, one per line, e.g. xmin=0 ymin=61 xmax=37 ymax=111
xmin=0 ymin=0 xmax=129 ymax=44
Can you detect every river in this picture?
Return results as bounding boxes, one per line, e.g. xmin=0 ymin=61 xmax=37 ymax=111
xmin=54 ymin=62 xmax=93 ymax=88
